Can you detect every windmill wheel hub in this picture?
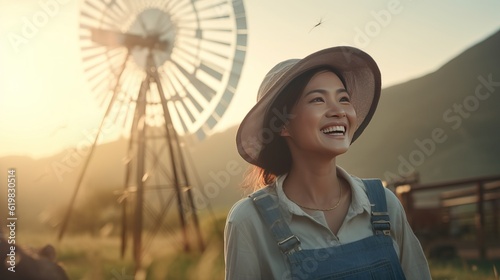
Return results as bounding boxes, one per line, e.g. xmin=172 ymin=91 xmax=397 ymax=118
xmin=129 ymin=8 xmax=176 ymax=69
xmin=80 ymin=0 xmax=248 ymax=139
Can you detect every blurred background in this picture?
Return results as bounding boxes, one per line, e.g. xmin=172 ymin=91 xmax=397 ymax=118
xmin=0 ymin=0 xmax=500 ymax=279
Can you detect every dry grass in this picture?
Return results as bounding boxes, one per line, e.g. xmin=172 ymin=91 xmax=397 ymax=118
xmin=16 ymin=214 xmax=225 ymax=280
xmin=15 ymin=218 xmax=500 ymax=280
xmin=429 ymin=258 xmax=500 ymax=280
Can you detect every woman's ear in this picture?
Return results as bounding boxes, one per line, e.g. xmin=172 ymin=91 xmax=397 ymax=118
xmin=280 ymin=125 xmax=290 ymax=137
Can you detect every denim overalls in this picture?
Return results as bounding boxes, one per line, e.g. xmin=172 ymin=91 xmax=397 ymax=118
xmin=250 ymin=179 xmax=406 ymax=280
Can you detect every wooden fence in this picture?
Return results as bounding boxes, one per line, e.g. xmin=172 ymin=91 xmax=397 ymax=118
xmin=388 ymin=174 xmax=500 ymax=259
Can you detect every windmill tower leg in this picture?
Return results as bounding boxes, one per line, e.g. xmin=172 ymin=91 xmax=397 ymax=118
xmin=132 ymin=77 xmax=150 ymax=272
xmin=149 ymin=64 xmax=205 ymax=251
xmin=147 ymin=53 xmax=204 ymax=252
xmin=127 ymin=52 xmax=206 ymax=275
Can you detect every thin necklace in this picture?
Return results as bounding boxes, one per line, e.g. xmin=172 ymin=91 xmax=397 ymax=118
xmin=292 ymin=184 xmax=343 ymax=211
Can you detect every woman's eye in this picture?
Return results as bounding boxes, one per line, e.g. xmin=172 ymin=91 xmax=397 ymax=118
xmin=310 ymin=97 xmax=324 ymax=103
xmin=340 ymin=96 xmax=350 ymax=103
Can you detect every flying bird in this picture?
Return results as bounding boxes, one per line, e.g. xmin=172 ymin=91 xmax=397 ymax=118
xmin=309 ymin=17 xmax=325 ymax=33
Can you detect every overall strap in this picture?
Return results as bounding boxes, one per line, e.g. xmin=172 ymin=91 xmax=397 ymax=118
xmin=250 ymin=187 xmax=302 ymax=255
xmin=362 ymin=179 xmax=391 ymax=236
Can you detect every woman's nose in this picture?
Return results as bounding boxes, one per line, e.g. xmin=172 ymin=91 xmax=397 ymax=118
xmin=325 ymin=103 xmax=346 ymax=118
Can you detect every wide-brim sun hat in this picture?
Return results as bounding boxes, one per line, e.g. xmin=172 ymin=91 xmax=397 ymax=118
xmin=236 ymin=46 xmax=381 ymax=167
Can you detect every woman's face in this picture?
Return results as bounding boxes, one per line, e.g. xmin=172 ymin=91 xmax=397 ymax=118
xmin=281 ymin=70 xmax=357 ymax=159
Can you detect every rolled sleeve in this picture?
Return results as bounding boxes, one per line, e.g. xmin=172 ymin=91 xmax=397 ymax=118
xmin=385 ymin=188 xmax=432 ymax=280
xmin=224 ymin=199 xmax=261 ymax=280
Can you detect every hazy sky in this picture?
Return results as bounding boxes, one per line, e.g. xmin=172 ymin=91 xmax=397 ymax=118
xmin=1 ymin=0 xmax=500 ymax=159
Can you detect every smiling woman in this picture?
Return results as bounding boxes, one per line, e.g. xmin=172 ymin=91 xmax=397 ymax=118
xmin=224 ymin=46 xmax=431 ymax=280
xmin=280 ymin=70 xmax=356 ymax=160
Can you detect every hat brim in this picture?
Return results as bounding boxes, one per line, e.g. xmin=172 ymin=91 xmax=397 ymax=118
xmin=236 ymin=46 xmax=381 ymax=167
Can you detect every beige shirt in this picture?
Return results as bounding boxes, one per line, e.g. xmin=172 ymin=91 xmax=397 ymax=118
xmin=224 ymin=166 xmax=431 ymax=280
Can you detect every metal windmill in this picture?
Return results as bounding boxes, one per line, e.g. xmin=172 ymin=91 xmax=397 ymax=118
xmin=58 ymin=0 xmax=247 ymax=272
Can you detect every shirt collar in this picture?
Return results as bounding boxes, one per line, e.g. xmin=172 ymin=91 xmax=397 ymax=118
xmin=274 ymin=166 xmax=372 ymax=221
xmin=337 ymin=166 xmax=372 ymax=217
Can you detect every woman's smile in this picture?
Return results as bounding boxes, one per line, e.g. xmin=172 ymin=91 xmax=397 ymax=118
xmin=281 ymin=70 xmax=357 ymax=157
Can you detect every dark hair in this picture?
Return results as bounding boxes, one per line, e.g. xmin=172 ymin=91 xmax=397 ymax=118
xmin=245 ymin=66 xmax=347 ymax=189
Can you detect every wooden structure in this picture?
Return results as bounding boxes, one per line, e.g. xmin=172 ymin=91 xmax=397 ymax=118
xmin=390 ymin=174 xmax=500 ymax=259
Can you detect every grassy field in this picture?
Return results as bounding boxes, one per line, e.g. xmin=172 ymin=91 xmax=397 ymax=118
xmin=16 ymin=216 xmax=500 ymax=280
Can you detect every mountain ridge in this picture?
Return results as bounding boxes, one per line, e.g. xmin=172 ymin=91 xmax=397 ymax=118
xmin=1 ymin=29 xmax=499 ymax=230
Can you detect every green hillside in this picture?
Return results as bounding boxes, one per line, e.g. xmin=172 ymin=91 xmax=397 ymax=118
xmin=1 ymin=29 xmax=499 ymax=231
xmin=338 ymin=29 xmax=500 ymax=184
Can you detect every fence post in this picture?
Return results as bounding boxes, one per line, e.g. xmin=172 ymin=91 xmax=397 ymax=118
xmin=476 ymin=182 xmax=486 ymax=259
xmin=493 ymin=200 xmax=499 ymax=238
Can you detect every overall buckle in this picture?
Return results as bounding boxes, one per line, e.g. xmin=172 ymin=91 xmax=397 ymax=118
xmin=278 ymin=235 xmax=302 ymax=255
